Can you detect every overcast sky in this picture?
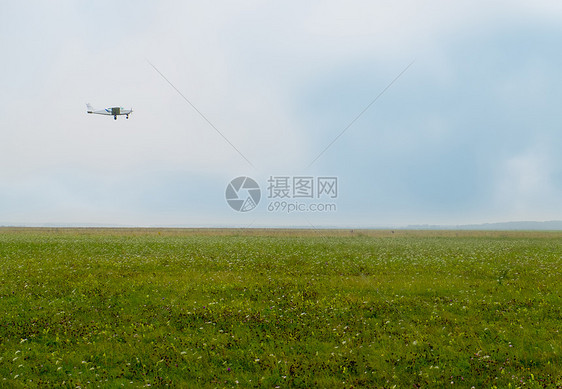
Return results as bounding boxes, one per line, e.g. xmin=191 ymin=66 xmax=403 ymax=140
xmin=1 ymin=1 xmax=561 ymax=227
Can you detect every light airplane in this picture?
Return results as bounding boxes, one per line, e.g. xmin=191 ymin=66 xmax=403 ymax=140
xmin=86 ymin=103 xmax=132 ymax=120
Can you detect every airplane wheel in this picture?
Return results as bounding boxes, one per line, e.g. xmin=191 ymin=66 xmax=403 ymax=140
xmin=114 ymin=116 xmax=117 ymax=120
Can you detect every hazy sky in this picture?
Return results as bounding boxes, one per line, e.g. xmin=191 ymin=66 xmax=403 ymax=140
xmin=1 ymin=1 xmax=561 ymax=227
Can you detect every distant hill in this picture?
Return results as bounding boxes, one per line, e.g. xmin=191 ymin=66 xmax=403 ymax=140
xmin=407 ymin=221 xmax=562 ymax=231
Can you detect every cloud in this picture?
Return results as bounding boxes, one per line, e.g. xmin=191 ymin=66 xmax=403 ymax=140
xmin=494 ymin=148 xmax=561 ymax=220
xmin=1 ymin=1 xmax=562 ymax=225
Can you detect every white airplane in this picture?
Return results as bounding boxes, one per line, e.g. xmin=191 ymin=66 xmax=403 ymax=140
xmin=86 ymin=103 xmax=132 ymax=120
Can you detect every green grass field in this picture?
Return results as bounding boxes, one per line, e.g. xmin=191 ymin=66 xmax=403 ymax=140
xmin=0 ymin=228 xmax=560 ymax=387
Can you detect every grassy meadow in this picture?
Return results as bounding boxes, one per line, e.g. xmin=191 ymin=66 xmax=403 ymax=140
xmin=0 ymin=228 xmax=560 ymax=387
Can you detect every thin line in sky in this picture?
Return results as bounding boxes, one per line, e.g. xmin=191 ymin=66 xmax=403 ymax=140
xmin=146 ymin=59 xmax=254 ymax=168
xmin=306 ymin=60 xmax=415 ymax=169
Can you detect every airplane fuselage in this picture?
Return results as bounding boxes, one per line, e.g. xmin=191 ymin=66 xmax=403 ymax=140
xmin=87 ymin=104 xmax=132 ymax=120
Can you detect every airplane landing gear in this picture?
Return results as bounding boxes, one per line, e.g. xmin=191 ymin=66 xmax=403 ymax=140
xmin=126 ymin=115 xmax=129 ymax=119
xmin=114 ymin=115 xmax=117 ymax=120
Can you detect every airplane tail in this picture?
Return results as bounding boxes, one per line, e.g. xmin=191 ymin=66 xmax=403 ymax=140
xmin=86 ymin=103 xmax=94 ymax=113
